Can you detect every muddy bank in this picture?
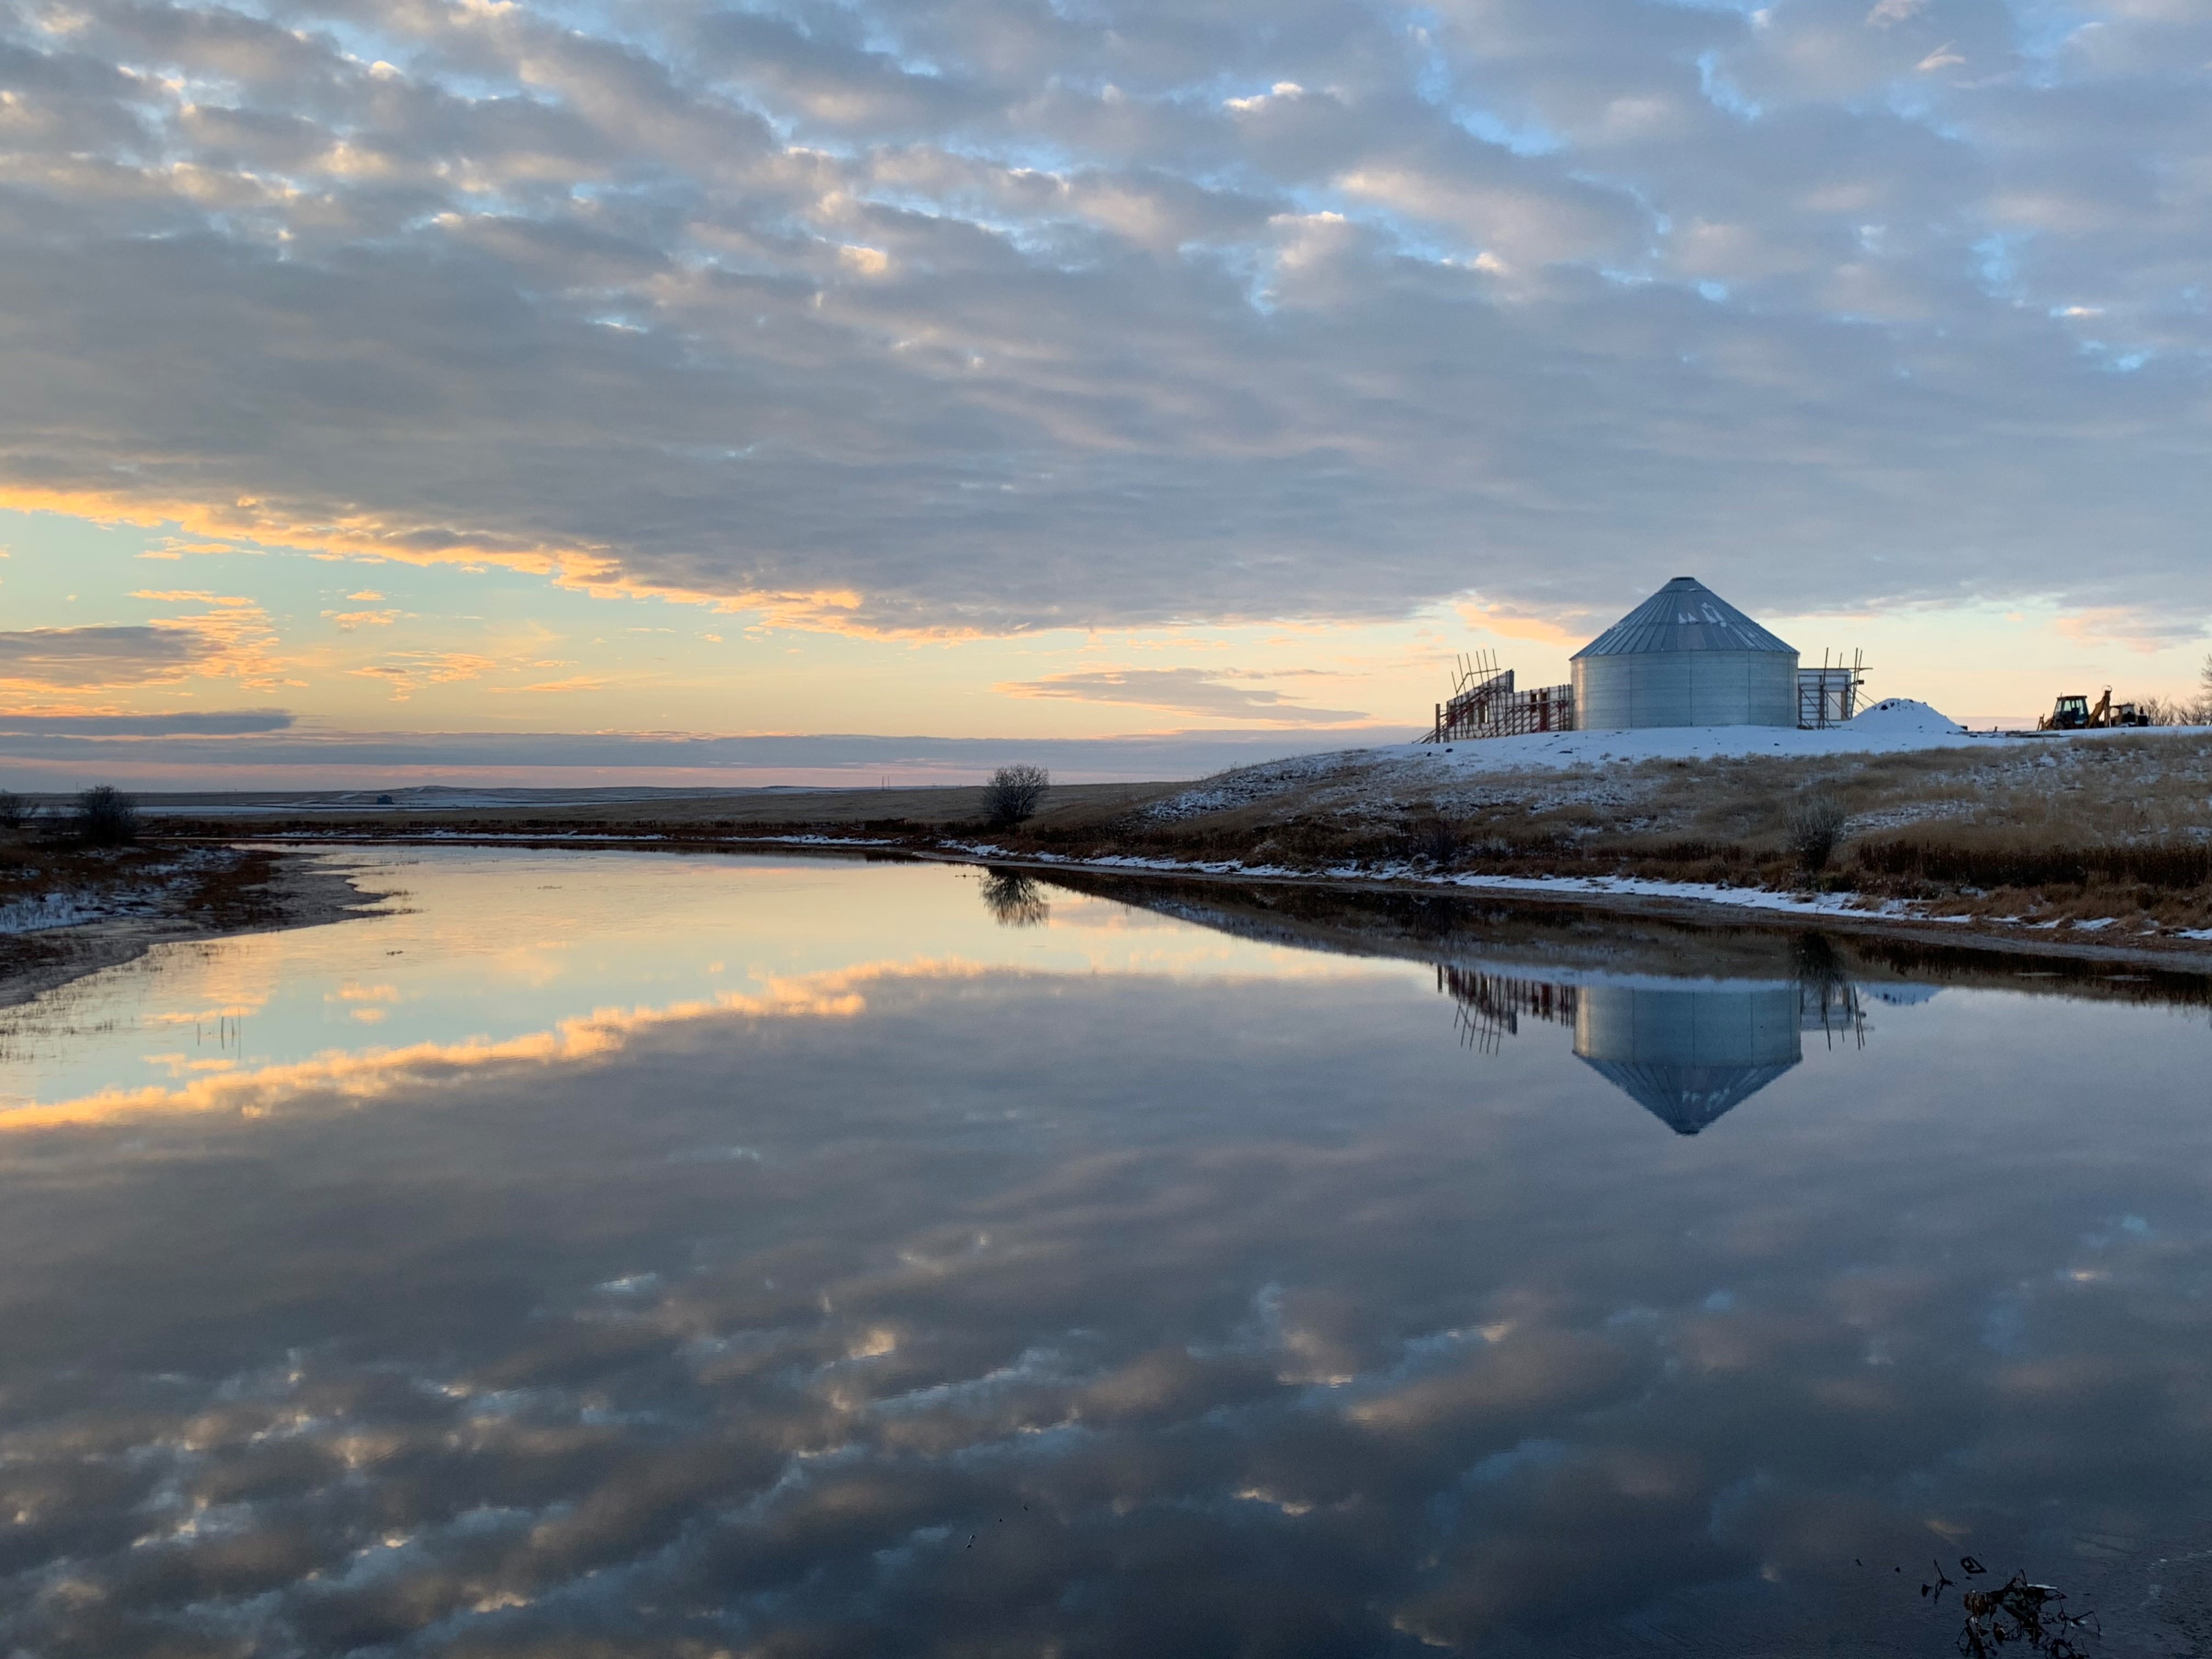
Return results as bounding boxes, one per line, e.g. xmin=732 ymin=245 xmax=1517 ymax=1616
xmin=0 ymin=845 xmax=381 ymax=1012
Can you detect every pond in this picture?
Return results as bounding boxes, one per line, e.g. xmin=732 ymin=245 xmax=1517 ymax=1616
xmin=2 ymin=847 xmax=2209 ymax=1657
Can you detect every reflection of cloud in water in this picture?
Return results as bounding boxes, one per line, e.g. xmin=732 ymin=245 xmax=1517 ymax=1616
xmin=0 ymin=958 xmax=968 ymax=1130
xmin=1 ymin=859 xmax=2208 ymax=1655
xmin=1 ymin=850 xmax=1402 ymax=1113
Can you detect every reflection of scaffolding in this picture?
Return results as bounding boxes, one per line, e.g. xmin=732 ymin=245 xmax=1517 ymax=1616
xmin=1799 ymin=978 xmax=1866 ymax=1048
xmin=1797 ymin=649 xmax=1867 ymax=729
xmin=1435 ymin=963 xmax=1874 ymax=1135
xmin=1438 ymin=964 xmax=1580 ymax=1053
xmin=1425 ymin=651 xmax=1576 ymax=744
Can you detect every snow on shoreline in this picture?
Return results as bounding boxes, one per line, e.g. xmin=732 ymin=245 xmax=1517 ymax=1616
xmin=0 ymin=891 xmax=144 ymax=934
xmin=0 ymin=850 xmax=231 ymax=936
xmin=952 ymin=843 xmax=2190 ymax=939
xmin=950 ymin=842 xmax=1940 ymax=923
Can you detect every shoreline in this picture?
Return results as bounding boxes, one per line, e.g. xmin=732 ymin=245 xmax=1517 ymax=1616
xmin=915 ymin=847 xmax=2212 ymax=977
xmin=0 ymin=847 xmax=383 ymax=1014
xmin=151 ymin=831 xmax=2212 ymax=979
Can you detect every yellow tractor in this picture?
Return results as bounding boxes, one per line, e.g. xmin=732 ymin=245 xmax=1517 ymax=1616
xmin=2040 ymin=688 xmax=2151 ymax=730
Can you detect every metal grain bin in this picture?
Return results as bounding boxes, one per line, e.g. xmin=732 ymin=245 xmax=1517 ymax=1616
xmin=1573 ymin=980 xmax=1802 ymax=1135
xmin=1570 ymin=577 xmax=1798 ymax=730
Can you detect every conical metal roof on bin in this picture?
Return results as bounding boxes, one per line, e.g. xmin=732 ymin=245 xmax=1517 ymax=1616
xmin=1570 ymin=577 xmax=1795 ymax=660
xmin=1576 ymin=1058 xmax=1799 ymax=1136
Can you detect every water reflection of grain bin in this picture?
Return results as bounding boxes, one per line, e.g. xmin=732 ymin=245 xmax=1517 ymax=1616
xmin=1571 ymin=577 xmax=1798 ymax=730
xmin=1573 ymin=981 xmax=1802 ymax=1135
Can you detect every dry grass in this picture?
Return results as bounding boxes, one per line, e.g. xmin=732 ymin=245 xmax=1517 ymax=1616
xmin=984 ymin=733 xmax=2212 ymax=930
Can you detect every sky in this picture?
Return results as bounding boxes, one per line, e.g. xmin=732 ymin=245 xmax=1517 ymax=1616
xmin=1 ymin=0 xmax=2208 ymax=789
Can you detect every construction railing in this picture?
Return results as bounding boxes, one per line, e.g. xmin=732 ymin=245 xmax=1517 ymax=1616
xmin=1426 ymin=662 xmax=1576 ymax=743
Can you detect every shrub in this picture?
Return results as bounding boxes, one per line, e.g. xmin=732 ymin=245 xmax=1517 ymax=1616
xmin=983 ymin=764 xmax=1049 ymax=830
xmin=1784 ymin=791 xmax=1849 ymax=871
xmin=0 ymin=790 xmax=20 ymax=833
xmin=1406 ymin=816 xmax=1459 ymax=866
xmin=75 ymin=785 xmax=140 ymax=847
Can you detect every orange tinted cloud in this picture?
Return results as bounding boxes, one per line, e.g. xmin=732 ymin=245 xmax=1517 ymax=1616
xmin=1451 ymin=602 xmax=1593 ymax=650
xmin=0 ymin=958 xmax=986 ymax=1133
xmin=2054 ymin=606 xmax=2208 ymax=655
xmin=0 ymin=486 xmax=927 ymax=640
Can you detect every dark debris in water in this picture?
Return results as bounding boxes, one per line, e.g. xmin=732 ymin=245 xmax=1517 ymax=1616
xmin=1916 ymin=1557 xmax=2099 ymax=1657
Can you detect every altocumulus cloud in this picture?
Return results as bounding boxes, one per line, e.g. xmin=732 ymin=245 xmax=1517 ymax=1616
xmin=0 ymin=626 xmax=212 ymax=687
xmin=0 ymin=0 xmax=2207 ymax=634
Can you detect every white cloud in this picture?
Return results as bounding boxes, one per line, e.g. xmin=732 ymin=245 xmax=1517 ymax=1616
xmin=0 ymin=0 xmax=2202 ymax=639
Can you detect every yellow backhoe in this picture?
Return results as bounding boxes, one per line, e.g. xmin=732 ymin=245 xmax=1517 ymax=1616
xmin=2040 ymin=688 xmax=2151 ymax=730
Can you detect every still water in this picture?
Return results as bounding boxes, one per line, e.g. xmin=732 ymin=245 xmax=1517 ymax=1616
xmin=3 ymin=847 xmax=2211 ymax=1656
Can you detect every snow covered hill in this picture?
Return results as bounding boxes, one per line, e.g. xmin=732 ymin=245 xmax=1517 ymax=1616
xmin=1390 ymin=697 xmax=1982 ymax=776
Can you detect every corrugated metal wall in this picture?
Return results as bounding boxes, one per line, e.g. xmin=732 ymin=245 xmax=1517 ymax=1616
xmin=1571 ymin=649 xmax=1798 ymax=730
xmin=1574 ymin=984 xmax=1802 ymax=1073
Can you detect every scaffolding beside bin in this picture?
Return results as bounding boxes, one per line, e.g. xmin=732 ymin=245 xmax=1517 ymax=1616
xmin=1424 ymin=641 xmax=1869 ymax=743
xmin=1426 ymin=652 xmax=1576 ymax=743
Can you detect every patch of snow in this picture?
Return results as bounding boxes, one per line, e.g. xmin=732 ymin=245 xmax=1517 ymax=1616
xmin=1375 ymin=705 xmax=1986 ymax=777
xmin=1202 ymin=700 xmax=2206 ymax=791
xmin=1845 ymin=697 xmax=1968 ymax=735
xmin=1864 ymin=984 xmax=1942 ymax=1006
xmin=0 ymin=848 xmax=236 ymax=935
xmin=0 ymin=885 xmax=166 ymax=934
xmin=955 ymin=848 xmax=1938 ymax=924
xmin=1136 ymin=751 xmax=1377 ymax=823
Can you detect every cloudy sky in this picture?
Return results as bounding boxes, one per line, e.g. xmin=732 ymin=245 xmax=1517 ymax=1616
xmin=1 ymin=0 xmax=2207 ymax=786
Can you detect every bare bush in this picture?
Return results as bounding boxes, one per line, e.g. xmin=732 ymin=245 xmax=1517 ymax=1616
xmin=1784 ymin=791 xmax=1849 ymax=871
xmin=0 ymin=790 xmax=21 ymax=833
xmin=75 ymin=785 xmax=140 ymax=847
xmin=1406 ymin=816 xmax=1460 ymax=866
xmin=983 ymin=764 xmax=1049 ymax=830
